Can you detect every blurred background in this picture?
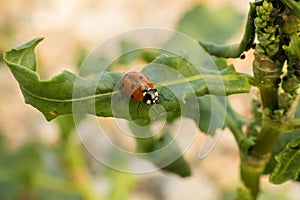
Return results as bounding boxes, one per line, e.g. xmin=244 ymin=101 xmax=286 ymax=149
xmin=0 ymin=0 xmax=299 ymax=199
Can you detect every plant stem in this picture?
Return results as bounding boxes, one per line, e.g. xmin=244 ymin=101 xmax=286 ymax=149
xmin=242 ymin=92 xmax=299 ymax=198
xmin=240 ymin=85 xmax=283 ymax=198
xmin=251 ymin=118 xmax=284 ymax=156
xmin=259 ymin=87 xmax=279 ymax=110
xmin=240 ymin=0 xmax=286 ymax=195
xmin=240 ymin=159 xmax=265 ymax=198
xmin=243 ymin=60 xmax=283 ymax=198
xmin=241 ymin=116 xmax=284 ymax=198
xmin=62 ymin=136 xmax=100 ymax=200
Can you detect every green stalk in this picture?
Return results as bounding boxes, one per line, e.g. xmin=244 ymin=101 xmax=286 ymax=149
xmin=241 ymin=117 xmax=285 ymax=198
xmin=57 ymin=116 xmax=101 ymax=200
xmin=199 ymin=2 xmax=256 ymax=58
xmin=251 ymin=119 xmax=283 ymax=156
xmin=240 ymin=1 xmax=287 ymax=196
xmin=61 ymin=136 xmax=100 ymax=200
xmin=240 ymin=159 xmax=265 ymax=198
xmin=259 ymin=87 xmax=279 ymax=110
xmin=244 ymin=56 xmax=284 ymax=198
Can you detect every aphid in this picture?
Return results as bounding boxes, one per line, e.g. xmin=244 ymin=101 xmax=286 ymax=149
xmin=120 ymin=72 xmax=166 ymax=112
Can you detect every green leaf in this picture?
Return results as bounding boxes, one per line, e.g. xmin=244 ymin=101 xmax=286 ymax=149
xmin=3 ymin=38 xmax=121 ymax=121
xmin=264 ymin=130 xmax=300 ymax=175
xmin=4 ymin=38 xmax=251 ymax=122
xmin=176 ymin=4 xmax=244 ymax=43
xmin=183 ymin=96 xmax=224 ymax=135
xmin=142 ymin=56 xmax=250 ymax=134
xmin=152 ymin=131 xmax=191 ymax=177
xmin=173 ymin=3 xmax=245 ymax=69
xmin=199 ymin=3 xmax=256 ymax=58
xmin=162 ymin=95 xmax=247 ymax=136
xmin=270 ymin=135 xmax=300 ymax=184
xmin=3 ymin=143 xmax=43 ymax=188
xmin=144 ymin=55 xmax=251 ymax=97
xmin=0 ymin=137 xmax=81 ymax=199
xmin=129 ymin=121 xmax=191 ymax=177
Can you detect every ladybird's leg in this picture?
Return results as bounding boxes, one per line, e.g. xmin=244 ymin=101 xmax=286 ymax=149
xmin=137 ymin=102 xmax=141 ymax=115
xmin=159 ymin=93 xmax=169 ymax=101
xmin=150 ymin=106 xmax=158 ymax=114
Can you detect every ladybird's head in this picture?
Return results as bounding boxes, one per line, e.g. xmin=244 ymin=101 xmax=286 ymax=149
xmin=143 ymin=88 xmax=159 ymax=105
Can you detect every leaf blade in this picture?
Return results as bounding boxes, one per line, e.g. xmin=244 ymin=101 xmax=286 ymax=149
xmin=4 ymin=39 xmax=251 ymax=122
xmin=270 ymin=136 xmax=300 ymax=184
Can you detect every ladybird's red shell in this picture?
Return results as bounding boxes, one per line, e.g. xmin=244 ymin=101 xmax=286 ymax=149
xmin=120 ymin=72 xmax=154 ymax=102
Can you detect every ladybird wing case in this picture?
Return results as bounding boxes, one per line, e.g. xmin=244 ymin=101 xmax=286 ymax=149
xmin=120 ymin=72 xmax=154 ymax=102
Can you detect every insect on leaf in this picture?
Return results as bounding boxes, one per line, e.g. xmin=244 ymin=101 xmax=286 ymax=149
xmin=4 ymin=38 xmax=251 ymax=123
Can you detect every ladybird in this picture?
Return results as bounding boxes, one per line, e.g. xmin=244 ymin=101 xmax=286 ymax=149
xmin=120 ymin=72 xmax=164 ymax=110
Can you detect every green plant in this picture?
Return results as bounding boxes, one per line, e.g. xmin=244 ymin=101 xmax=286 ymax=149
xmin=3 ymin=0 xmax=300 ymax=199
